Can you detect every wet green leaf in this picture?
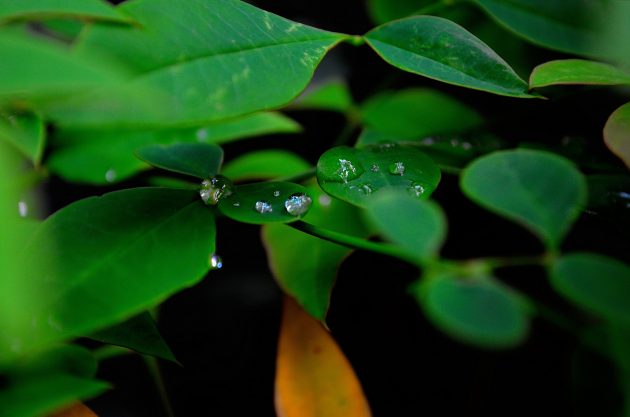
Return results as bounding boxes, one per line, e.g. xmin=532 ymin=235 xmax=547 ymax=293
xmin=415 ymin=274 xmax=530 ymax=348
xmin=551 ymin=253 xmax=630 ymax=323
xmin=530 ymin=60 xmax=630 ymax=88
xmin=0 ymin=0 xmax=133 ymax=25
xmin=360 ymin=88 xmax=483 ymax=140
xmin=461 ymin=149 xmax=587 ymax=249
xmin=262 ymin=184 xmax=370 ymax=320
xmin=316 ymin=144 xmax=441 ymax=208
xmin=0 ymin=111 xmax=45 ymax=165
xmin=218 ymin=182 xmax=312 ymax=224
xmin=5 ymin=188 xmax=216 ymax=356
xmin=89 ymin=312 xmax=177 ymax=363
xmin=221 ymin=150 xmax=311 ymax=181
xmin=365 ymin=190 xmax=447 ymax=261
xmin=291 ymin=80 xmax=354 ymax=113
xmin=136 ymin=143 xmax=223 ymax=179
xmin=604 ymin=102 xmax=630 ymax=170
xmin=364 ymin=16 xmax=532 ymax=97
xmin=57 ymin=0 xmax=346 ymax=127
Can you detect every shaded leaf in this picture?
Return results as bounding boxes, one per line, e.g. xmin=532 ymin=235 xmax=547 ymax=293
xmin=275 ymin=297 xmax=372 ymax=417
xmin=221 ymin=150 xmax=310 ymax=181
xmin=604 ymin=102 xmax=630 ymax=170
xmin=364 ymin=16 xmax=532 ymax=97
xmin=366 ymin=0 xmax=434 ymax=24
xmin=136 ymin=143 xmax=223 ymax=179
xmin=551 ymin=253 xmax=630 ymax=323
xmin=530 ymin=59 xmax=630 ymax=88
xmin=460 ymin=149 xmax=587 ymax=248
xmin=0 ymin=0 xmax=132 ymax=25
xmin=48 ymin=402 xmax=98 ymax=417
xmin=291 ymin=80 xmax=354 ymax=113
xmin=317 ymin=144 xmax=441 ymax=207
xmin=0 ymin=111 xmax=45 ymax=165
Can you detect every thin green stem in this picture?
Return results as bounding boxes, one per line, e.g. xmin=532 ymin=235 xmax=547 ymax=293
xmin=144 ymin=356 xmax=176 ymax=417
xmin=482 ymin=254 xmax=555 ymax=269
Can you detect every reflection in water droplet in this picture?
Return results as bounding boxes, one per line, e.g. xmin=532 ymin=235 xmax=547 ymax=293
xmin=407 ymin=182 xmax=425 ymax=198
xmin=196 ymin=128 xmax=208 ymax=142
xmin=318 ymin=194 xmax=332 ymax=207
xmin=200 ymin=175 xmax=234 ymax=205
xmin=370 ymin=164 xmax=379 ymax=172
xmin=284 ymin=193 xmax=312 ymax=216
xmin=17 ymin=201 xmax=28 ymax=218
xmin=389 ymin=162 xmax=405 ymax=176
xmin=105 ymin=169 xmax=117 ymax=183
xmin=337 ymin=159 xmax=360 ymax=183
xmin=350 ymin=183 xmax=373 ymax=195
xmin=273 ymin=190 xmax=281 ymax=197
xmin=255 ymin=200 xmax=273 ymax=213
xmin=209 ymin=253 xmax=223 ymax=269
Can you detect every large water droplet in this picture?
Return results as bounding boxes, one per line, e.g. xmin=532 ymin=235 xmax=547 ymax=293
xmin=255 ymin=200 xmax=273 ymax=213
xmin=284 ymin=193 xmax=312 ymax=216
xmin=200 ymin=175 xmax=234 ymax=205
xmin=105 ymin=169 xmax=117 ymax=183
xmin=209 ymin=253 xmax=223 ymax=269
xmin=337 ymin=159 xmax=361 ymax=183
xmin=407 ymin=182 xmax=426 ymax=198
xmin=389 ymin=161 xmax=405 ymax=176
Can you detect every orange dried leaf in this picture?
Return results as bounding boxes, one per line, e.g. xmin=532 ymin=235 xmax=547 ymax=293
xmin=604 ymin=102 xmax=630 ymax=170
xmin=49 ymin=402 xmax=98 ymax=417
xmin=275 ymin=297 xmax=372 ymax=417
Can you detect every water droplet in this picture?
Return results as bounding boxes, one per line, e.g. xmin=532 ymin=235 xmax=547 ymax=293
xmin=196 ymin=128 xmax=209 ymax=142
xmin=233 ymin=202 xmax=240 ymax=207
xmin=17 ymin=201 xmax=28 ymax=218
xmin=389 ymin=161 xmax=405 ymax=176
xmin=209 ymin=253 xmax=223 ymax=269
xmin=359 ymin=184 xmax=373 ymax=195
xmin=337 ymin=159 xmax=361 ymax=183
xmin=255 ymin=200 xmax=273 ymax=214
xmin=407 ymin=182 xmax=426 ymax=198
xmin=375 ymin=142 xmax=398 ymax=152
xmin=370 ymin=164 xmax=379 ymax=172
xmin=105 ymin=169 xmax=117 ymax=183
xmin=318 ymin=194 xmax=332 ymax=207
xmin=200 ymin=175 xmax=234 ymax=205
xmin=284 ymin=193 xmax=312 ymax=216
xmin=273 ymin=190 xmax=281 ymax=197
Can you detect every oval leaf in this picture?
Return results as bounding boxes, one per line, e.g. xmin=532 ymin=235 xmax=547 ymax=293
xmin=604 ymin=102 xmax=630 ymax=170
xmin=530 ymin=59 xmax=630 ymax=88
xmin=136 ymin=142 xmax=223 ymax=179
xmin=316 ymin=144 xmax=441 ymax=207
xmin=461 ymin=149 xmax=587 ymax=249
xmin=275 ymin=297 xmax=372 ymax=417
xmin=416 ymin=275 xmax=530 ymax=348
xmin=0 ymin=0 xmax=132 ymax=25
xmin=364 ymin=16 xmax=532 ymax=97
xmin=365 ymin=190 xmax=447 ymax=261
xmin=551 ymin=253 xmax=630 ymax=323
xmin=218 ymin=182 xmax=312 ymax=224
xmin=221 ymin=150 xmax=310 ymax=181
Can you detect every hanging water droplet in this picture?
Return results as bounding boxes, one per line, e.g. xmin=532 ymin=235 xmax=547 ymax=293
xmin=273 ymin=190 xmax=281 ymax=197
xmin=388 ymin=161 xmax=405 ymax=176
xmin=255 ymin=200 xmax=273 ymax=213
xmin=105 ymin=169 xmax=117 ymax=183
xmin=284 ymin=193 xmax=312 ymax=216
xmin=200 ymin=175 xmax=234 ymax=205
xmin=370 ymin=164 xmax=379 ymax=172
xmin=407 ymin=182 xmax=426 ymax=198
xmin=209 ymin=253 xmax=223 ymax=269
xmin=17 ymin=201 xmax=28 ymax=218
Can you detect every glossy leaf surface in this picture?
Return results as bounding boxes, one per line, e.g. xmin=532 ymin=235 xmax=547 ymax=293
xmin=63 ymin=0 xmax=345 ymax=126
xmin=461 ymin=149 xmax=586 ymax=248
xmin=365 ymin=16 xmax=532 ymax=97
xmin=0 ymin=0 xmax=131 ymax=24
xmin=416 ymin=275 xmax=529 ymax=348
xmin=221 ymin=150 xmax=310 ymax=181
xmin=275 ymin=297 xmax=372 ymax=417
xmin=604 ymin=102 xmax=630 ymax=170
xmin=6 ymin=188 xmax=216 ymax=356
xmin=219 ymin=182 xmax=312 ymax=224
xmin=551 ymin=253 xmax=630 ymax=323
xmin=365 ymin=190 xmax=447 ymax=261
xmin=0 ymin=111 xmax=45 ymax=165
xmin=367 ymin=0 xmax=433 ymax=24
xmin=136 ymin=143 xmax=223 ymax=179
xmin=530 ymin=59 xmax=630 ymax=88
xmin=317 ymin=144 xmax=441 ymax=207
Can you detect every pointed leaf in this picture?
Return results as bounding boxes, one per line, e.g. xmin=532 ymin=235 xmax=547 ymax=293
xmin=275 ymin=297 xmax=372 ymax=417
xmin=136 ymin=143 xmax=223 ymax=179
xmin=461 ymin=149 xmax=587 ymax=249
xmin=530 ymin=59 xmax=630 ymax=88
xmin=49 ymin=403 xmax=98 ymax=417
xmin=221 ymin=150 xmax=310 ymax=181
xmin=0 ymin=0 xmax=133 ymax=25
xmin=364 ymin=16 xmax=532 ymax=97
xmin=317 ymin=144 xmax=441 ymax=208
xmin=604 ymin=102 xmax=630 ymax=170
xmin=0 ymin=111 xmax=45 ymax=165
xmin=551 ymin=253 xmax=630 ymax=323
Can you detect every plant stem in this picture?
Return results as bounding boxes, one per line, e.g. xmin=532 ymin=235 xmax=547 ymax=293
xmin=144 ymin=356 xmax=176 ymax=417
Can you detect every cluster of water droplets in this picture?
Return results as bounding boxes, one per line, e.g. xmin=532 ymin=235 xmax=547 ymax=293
xmin=200 ymin=175 xmax=234 ymax=205
xmin=253 ymin=191 xmax=313 ymax=217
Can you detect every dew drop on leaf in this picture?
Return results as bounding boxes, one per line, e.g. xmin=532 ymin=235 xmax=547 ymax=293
xmin=17 ymin=201 xmax=28 ymax=218
xmin=407 ymin=182 xmax=426 ymax=197
xmin=284 ymin=193 xmax=313 ymax=216
xmin=273 ymin=190 xmax=281 ymax=197
xmin=388 ymin=161 xmax=405 ymax=175
xmin=209 ymin=253 xmax=223 ymax=270
xmin=105 ymin=168 xmax=117 ymax=183
xmin=255 ymin=200 xmax=273 ymax=213
xmin=200 ymin=175 xmax=234 ymax=205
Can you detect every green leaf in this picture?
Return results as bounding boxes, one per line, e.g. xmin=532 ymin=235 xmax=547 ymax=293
xmin=367 ymin=0 xmax=434 ymax=24
xmin=57 ymin=0 xmax=346 ymax=127
xmin=0 ymin=111 xmax=45 ymax=165
xmin=473 ymin=0 xmax=608 ymax=57
xmin=604 ymin=102 xmax=630 ymax=170
xmin=291 ymin=80 xmax=354 ymax=113
xmin=218 ymin=182 xmax=312 ymax=224
xmin=262 ymin=184 xmax=370 ymax=321
xmin=221 ymin=150 xmax=311 ymax=181
xmin=415 ymin=274 xmax=530 ymax=348
xmin=360 ymin=88 xmax=483 ymax=140
xmin=4 ymin=188 xmax=216 ymax=357
xmin=89 ymin=312 xmax=177 ymax=363
xmin=316 ymin=144 xmax=441 ymax=208
xmin=461 ymin=149 xmax=587 ymax=249
xmin=0 ymin=0 xmax=133 ymax=25
xmin=530 ymin=59 xmax=630 ymax=88
xmin=364 ymin=16 xmax=533 ymax=98
xmin=551 ymin=253 xmax=630 ymax=323
xmin=48 ymin=112 xmax=299 ymax=184
xmin=2 ymin=345 xmax=98 ymax=380
xmin=136 ymin=143 xmax=223 ymax=179
xmin=365 ymin=190 xmax=447 ymax=261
